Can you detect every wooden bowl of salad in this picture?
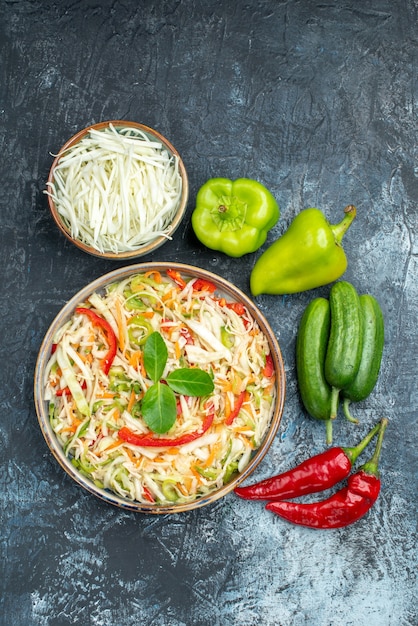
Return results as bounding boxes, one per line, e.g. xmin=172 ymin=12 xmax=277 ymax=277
xmin=34 ymin=263 xmax=286 ymax=513
xmin=45 ymin=121 xmax=189 ymax=259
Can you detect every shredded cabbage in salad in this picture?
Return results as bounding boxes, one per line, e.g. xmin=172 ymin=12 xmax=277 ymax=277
xmin=44 ymin=270 xmax=277 ymax=505
xmin=45 ymin=124 xmax=183 ymax=254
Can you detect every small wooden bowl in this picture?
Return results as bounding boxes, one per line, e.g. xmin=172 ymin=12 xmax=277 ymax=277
xmin=46 ymin=121 xmax=189 ymax=259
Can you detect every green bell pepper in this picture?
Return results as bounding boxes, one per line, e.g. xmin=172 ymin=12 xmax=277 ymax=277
xmin=127 ymin=315 xmax=154 ymax=347
xmin=191 ymin=178 xmax=279 ymax=258
xmin=250 ymin=205 xmax=356 ymax=296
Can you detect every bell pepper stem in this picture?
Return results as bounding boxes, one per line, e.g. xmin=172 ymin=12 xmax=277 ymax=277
xmin=343 ymin=397 xmax=359 ymax=423
xmin=330 ymin=386 xmax=340 ymax=419
xmin=360 ymin=418 xmax=388 ymax=477
xmin=331 ymin=205 xmax=357 ymax=245
xmin=325 ymin=419 xmax=333 ymax=445
xmin=343 ymin=421 xmax=381 ymax=465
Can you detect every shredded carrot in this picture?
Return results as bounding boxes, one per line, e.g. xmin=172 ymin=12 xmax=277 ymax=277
xmin=241 ymin=434 xmax=257 ymax=450
xmin=203 ymin=441 xmax=221 ymax=467
xmin=190 ymin=466 xmax=204 ymax=482
xmin=128 ymin=350 xmax=140 ymax=368
xmin=61 ymin=411 xmax=83 ymax=433
xmin=111 ymin=407 xmax=121 ymax=422
xmin=174 ymin=340 xmax=181 ymax=360
xmin=162 ymin=290 xmax=175 ymax=305
xmin=127 ymin=389 xmax=136 ymax=413
xmin=95 ymin=391 xmax=115 ymax=399
xmin=61 ymin=419 xmax=82 ymax=433
xmin=219 ymin=379 xmax=233 ymax=393
xmin=77 ymin=351 xmax=93 ymax=365
xmin=61 ymin=425 xmax=77 ymax=433
xmin=87 ymin=331 xmax=95 ymax=345
xmin=144 ymin=270 xmax=162 ymax=283
xmin=104 ymin=438 xmax=124 ymax=451
xmin=232 ymin=426 xmax=255 ymax=434
xmin=177 ymin=483 xmax=189 ymax=497
xmin=128 ymin=350 xmax=146 ymax=376
xmin=125 ymin=447 xmax=140 ymax=466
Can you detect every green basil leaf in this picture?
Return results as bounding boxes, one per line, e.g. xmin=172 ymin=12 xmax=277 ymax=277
xmin=143 ymin=331 xmax=168 ymax=383
xmin=166 ymin=368 xmax=215 ymax=397
xmin=141 ymin=382 xmax=177 ymax=434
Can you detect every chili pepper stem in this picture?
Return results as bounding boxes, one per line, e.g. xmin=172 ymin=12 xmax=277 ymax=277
xmin=331 ymin=205 xmax=357 ymax=245
xmin=360 ymin=418 xmax=388 ymax=476
xmin=343 ymin=421 xmax=381 ymax=465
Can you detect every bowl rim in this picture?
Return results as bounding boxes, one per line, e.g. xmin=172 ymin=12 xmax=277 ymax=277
xmin=46 ymin=120 xmax=189 ymax=260
xmin=34 ymin=262 xmax=286 ymax=513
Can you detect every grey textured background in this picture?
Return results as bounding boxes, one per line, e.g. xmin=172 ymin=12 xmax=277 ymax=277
xmin=1 ymin=1 xmax=417 ymax=625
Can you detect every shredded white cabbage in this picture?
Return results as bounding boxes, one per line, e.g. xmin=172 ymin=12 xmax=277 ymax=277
xmin=45 ymin=271 xmax=278 ymax=506
xmin=45 ymin=124 xmax=183 ymax=254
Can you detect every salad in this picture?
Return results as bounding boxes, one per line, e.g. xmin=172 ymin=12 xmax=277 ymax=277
xmin=44 ymin=269 xmax=277 ymax=505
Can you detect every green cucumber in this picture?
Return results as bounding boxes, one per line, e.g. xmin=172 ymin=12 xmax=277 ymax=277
xmin=342 ymin=294 xmax=384 ymax=421
xmin=296 ymin=297 xmax=334 ymax=443
xmin=325 ymin=281 xmax=363 ymax=420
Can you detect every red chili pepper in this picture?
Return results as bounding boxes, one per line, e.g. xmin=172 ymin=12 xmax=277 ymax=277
xmin=193 ymin=278 xmax=217 ymax=293
xmin=166 ymin=269 xmax=187 ymax=290
xmin=263 ymin=353 xmax=274 ymax=378
xmin=265 ymin=418 xmax=388 ymax=529
xmin=118 ymin=406 xmax=214 ymax=447
xmin=142 ymin=486 xmax=155 ymax=503
xmin=225 ymin=302 xmax=246 ymax=316
xmin=75 ymin=307 xmax=117 ymax=375
xmin=225 ymin=390 xmax=246 ymax=426
xmin=234 ymin=421 xmax=381 ymax=501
